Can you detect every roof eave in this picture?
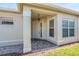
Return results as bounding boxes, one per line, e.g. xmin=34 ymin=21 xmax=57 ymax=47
xmin=24 ymin=3 xmax=79 ymax=16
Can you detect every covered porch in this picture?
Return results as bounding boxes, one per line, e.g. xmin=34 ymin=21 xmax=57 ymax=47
xmin=23 ymin=4 xmax=59 ymax=53
xmin=31 ymin=9 xmax=58 ymax=51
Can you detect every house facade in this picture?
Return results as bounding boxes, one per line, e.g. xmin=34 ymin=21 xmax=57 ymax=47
xmin=0 ymin=3 xmax=79 ymax=55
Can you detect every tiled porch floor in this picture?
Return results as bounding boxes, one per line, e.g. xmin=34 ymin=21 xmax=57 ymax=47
xmin=31 ymin=39 xmax=57 ymax=52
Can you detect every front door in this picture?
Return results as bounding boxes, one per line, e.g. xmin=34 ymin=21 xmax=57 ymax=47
xmin=40 ymin=22 xmax=42 ymax=38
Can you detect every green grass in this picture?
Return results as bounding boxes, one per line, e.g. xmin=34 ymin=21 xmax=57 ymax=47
xmin=27 ymin=43 xmax=79 ymax=56
xmin=46 ymin=44 xmax=79 ymax=56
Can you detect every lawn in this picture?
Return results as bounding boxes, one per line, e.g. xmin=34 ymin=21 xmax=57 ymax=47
xmin=26 ymin=43 xmax=79 ymax=56
xmin=47 ymin=44 xmax=79 ymax=56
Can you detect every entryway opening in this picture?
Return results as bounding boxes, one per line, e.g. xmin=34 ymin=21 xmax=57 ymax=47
xmin=31 ymin=10 xmax=57 ymax=52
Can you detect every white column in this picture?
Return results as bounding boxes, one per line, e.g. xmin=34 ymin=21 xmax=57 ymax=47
xmin=56 ymin=14 xmax=63 ymax=45
xmin=23 ymin=6 xmax=31 ymax=53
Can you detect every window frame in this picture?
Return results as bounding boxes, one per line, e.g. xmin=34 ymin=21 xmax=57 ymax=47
xmin=49 ymin=19 xmax=54 ymax=37
xmin=62 ymin=20 xmax=68 ymax=37
xmin=62 ymin=18 xmax=75 ymax=37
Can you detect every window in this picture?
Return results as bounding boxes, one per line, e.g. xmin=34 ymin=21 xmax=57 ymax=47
xmin=62 ymin=20 xmax=68 ymax=37
xmin=49 ymin=20 xmax=54 ymax=37
xmin=69 ymin=29 xmax=74 ymax=36
xmin=2 ymin=21 xmax=13 ymax=24
xmin=50 ymin=29 xmax=54 ymax=37
xmin=0 ymin=17 xmax=13 ymax=25
xmin=62 ymin=20 xmax=75 ymax=37
xmin=69 ymin=21 xmax=75 ymax=36
xmin=62 ymin=20 xmax=68 ymax=28
xmin=63 ymin=28 xmax=68 ymax=37
xmin=69 ymin=21 xmax=74 ymax=28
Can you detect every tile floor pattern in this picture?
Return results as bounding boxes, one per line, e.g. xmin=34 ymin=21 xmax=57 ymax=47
xmin=31 ymin=39 xmax=57 ymax=52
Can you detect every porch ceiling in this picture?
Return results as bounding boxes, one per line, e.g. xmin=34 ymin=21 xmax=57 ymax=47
xmin=32 ymin=10 xmax=56 ymax=19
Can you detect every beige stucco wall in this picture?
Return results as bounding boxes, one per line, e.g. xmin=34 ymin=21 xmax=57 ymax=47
xmin=31 ymin=18 xmax=41 ymax=39
xmin=31 ymin=17 xmax=48 ymax=39
xmin=0 ymin=11 xmax=23 ymax=46
xmin=57 ymin=13 xmax=78 ymax=45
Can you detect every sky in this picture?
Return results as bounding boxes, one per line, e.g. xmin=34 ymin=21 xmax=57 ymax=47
xmin=0 ymin=3 xmax=17 ymax=9
xmin=0 ymin=3 xmax=79 ymax=12
xmin=54 ymin=3 xmax=79 ymax=12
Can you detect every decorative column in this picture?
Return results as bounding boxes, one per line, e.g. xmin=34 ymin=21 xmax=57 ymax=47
xmin=23 ymin=6 xmax=31 ymax=53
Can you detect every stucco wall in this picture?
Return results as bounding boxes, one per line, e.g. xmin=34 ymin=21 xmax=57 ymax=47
xmin=31 ymin=19 xmax=41 ymax=39
xmin=57 ymin=13 xmax=78 ymax=45
xmin=77 ymin=17 xmax=79 ymax=42
xmin=31 ymin=17 xmax=48 ymax=39
xmin=0 ymin=11 xmax=23 ymax=46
